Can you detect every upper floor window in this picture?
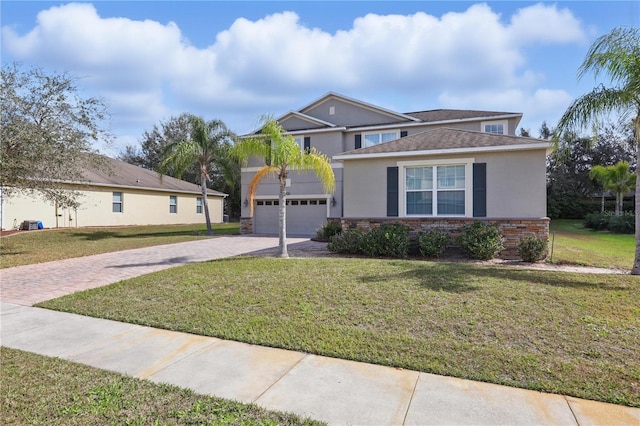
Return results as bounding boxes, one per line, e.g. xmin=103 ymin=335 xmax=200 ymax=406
xmin=364 ymin=131 xmax=398 ymax=148
xmin=196 ymin=197 xmax=203 ymax=214
xmin=293 ymin=136 xmax=304 ymax=151
xmin=169 ymin=195 xmax=178 ymax=214
xmin=482 ymin=120 xmax=507 ymax=135
xmin=112 ymin=192 xmax=123 ymax=213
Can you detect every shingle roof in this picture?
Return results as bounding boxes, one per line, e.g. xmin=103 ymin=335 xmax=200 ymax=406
xmin=76 ymin=156 xmax=226 ymax=196
xmin=405 ymin=109 xmax=519 ymax=122
xmin=336 ymin=128 xmax=549 ymax=157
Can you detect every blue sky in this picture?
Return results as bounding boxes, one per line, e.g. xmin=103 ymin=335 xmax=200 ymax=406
xmin=2 ymin=1 xmax=638 ymax=156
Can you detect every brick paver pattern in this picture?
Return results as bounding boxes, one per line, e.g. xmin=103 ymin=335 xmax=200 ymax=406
xmin=1 ymin=236 xmax=304 ymax=306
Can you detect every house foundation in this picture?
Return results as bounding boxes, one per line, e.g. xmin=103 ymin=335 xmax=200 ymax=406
xmin=328 ymin=217 xmax=550 ymax=259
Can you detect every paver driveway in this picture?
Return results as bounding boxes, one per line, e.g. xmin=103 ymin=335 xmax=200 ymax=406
xmin=0 ymin=236 xmax=309 ymax=306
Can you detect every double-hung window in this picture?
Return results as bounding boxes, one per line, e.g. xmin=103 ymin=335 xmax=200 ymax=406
xmin=405 ymin=164 xmax=466 ymax=216
xmin=364 ymin=131 xmax=398 ymax=148
xmin=169 ymin=195 xmax=178 ymax=214
xmin=196 ymin=197 xmax=203 ymax=214
xmin=112 ymin=192 xmax=123 ymax=213
xmin=293 ymin=136 xmax=304 ymax=151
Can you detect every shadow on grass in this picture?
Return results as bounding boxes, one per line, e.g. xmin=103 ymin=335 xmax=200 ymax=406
xmin=359 ymin=260 xmax=633 ymax=292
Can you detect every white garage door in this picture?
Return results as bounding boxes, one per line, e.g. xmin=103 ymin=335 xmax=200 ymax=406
xmin=254 ymin=198 xmax=328 ymax=236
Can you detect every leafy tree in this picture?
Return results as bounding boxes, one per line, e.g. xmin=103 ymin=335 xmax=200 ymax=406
xmin=159 ymin=116 xmax=235 ymax=236
xmin=121 ymin=114 xmax=241 ymax=220
xmin=232 ymin=117 xmax=335 ymax=258
xmin=590 ymin=161 xmax=636 ymax=216
xmin=547 ymin=122 xmax=635 ymax=218
xmin=120 ymin=113 xmax=196 ymax=179
xmin=0 ymin=64 xmax=110 ymax=208
xmin=555 ymin=27 xmax=640 ymax=274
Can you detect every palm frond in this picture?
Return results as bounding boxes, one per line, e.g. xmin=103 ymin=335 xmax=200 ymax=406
xmin=556 ymin=86 xmax=633 ymax=133
xmin=247 ymin=166 xmax=278 ymax=215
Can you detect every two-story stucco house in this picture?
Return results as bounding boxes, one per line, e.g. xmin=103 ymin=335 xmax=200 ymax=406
xmin=240 ymin=93 xmax=550 ymax=257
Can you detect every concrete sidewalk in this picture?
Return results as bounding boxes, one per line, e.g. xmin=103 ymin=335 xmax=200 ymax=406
xmin=2 ymin=302 xmax=638 ymax=425
xmin=1 ymin=236 xmax=639 ymax=424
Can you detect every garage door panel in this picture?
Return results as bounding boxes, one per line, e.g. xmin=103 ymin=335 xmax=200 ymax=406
xmin=254 ymin=199 xmax=327 ymax=236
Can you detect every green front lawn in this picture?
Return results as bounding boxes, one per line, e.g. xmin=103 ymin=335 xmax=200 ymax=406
xmin=0 ymin=347 xmax=322 ymax=425
xmin=0 ymin=223 xmax=239 ymax=269
xmin=40 ymin=257 xmax=640 ymax=407
xmin=549 ymin=219 xmax=634 ymax=270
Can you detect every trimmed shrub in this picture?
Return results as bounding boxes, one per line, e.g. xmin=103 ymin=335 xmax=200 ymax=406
xmin=418 ymin=229 xmax=451 ymax=258
xmin=584 ymin=213 xmax=609 ymax=231
xmin=608 ymin=215 xmax=635 ymax=234
xmin=316 ymin=221 xmax=343 ymax=240
xmin=517 ymin=236 xmax=548 ymax=262
xmin=360 ymin=223 xmax=410 ymax=258
xmin=458 ymin=221 xmax=504 ymax=260
xmin=327 ymin=229 xmax=364 ymax=254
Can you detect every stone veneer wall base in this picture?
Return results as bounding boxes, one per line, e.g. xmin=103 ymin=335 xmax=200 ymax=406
xmin=327 ymin=217 xmax=550 ymax=260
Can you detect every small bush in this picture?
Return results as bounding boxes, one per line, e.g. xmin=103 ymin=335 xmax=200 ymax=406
xmin=584 ymin=213 xmax=609 ymax=231
xmin=327 ymin=229 xmax=364 ymax=254
xmin=418 ymin=229 xmax=451 ymax=258
xmin=517 ymin=236 xmax=548 ymax=262
xmin=360 ymin=223 xmax=410 ymax=258
xmin=316 ymin=221 xmax=343 ymax=240
xmin=608 ymin=215 xmax=635 ymax=234
xmin=458 ymin=221 xmax=504 ymax=260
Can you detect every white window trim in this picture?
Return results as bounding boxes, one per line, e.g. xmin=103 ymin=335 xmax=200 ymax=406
xmin=397 ymin=158 xmax=474 ymax=217
xmin=363 ymin=130 xmax=399 ymax=148
xmin=112 ymin=192 xmax=123 ymax=213
xmin=169 ymin=195 xmax=178 ymax=214
xmin=293 ymin=135 xmax=305 ymax=151
xmin=481 ymin=120 xmax=508 ymax=135
xmin=196 ymin=197 xmax=203 ymax=214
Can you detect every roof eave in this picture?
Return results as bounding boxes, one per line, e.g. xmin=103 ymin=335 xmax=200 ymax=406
xmin=333 ymin=142 xmax=552 ymax=161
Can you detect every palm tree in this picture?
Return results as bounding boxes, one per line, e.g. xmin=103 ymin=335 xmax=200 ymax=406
xmin=555 ymin=27 xmax=640 ymax=274
xmin=159 ymin=115 xmax=235 ymax=236
xmin=590 ymin=161 xmax=636 ymax=216
xmin=232 ymin=117 xmax=335 ymax=258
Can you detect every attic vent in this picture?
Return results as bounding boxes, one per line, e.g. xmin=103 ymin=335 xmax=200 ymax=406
xmin=329 ymin=106 xmax=335 ymax=115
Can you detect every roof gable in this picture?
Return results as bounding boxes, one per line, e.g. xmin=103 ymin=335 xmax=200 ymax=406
xmin=294 ymin=92 xmax=420 ymax=127
xmin=405 ymin=110 xmax=521 ymax=123
xmin=279 ymin=111 xmax=337 ymax=132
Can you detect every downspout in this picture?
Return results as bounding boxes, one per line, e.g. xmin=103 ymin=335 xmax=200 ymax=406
xmin=0 ymin=184 xmax=4 ymax=231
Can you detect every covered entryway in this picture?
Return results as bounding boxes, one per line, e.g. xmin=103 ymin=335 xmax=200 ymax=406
xmin=253 ymin=198 xmax=328 ymax=236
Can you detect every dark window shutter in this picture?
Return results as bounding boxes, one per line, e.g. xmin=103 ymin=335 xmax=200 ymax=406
xmin=355 ymin=134 xmax=362 ymax=149
xmin=473 ymin=163 xmax=487 ymax=217
xmin=387 ymin=166 xmax=399 ymax=217
xmin=303 ymin=136 xmax=310 ymax=152
xmin=400 ymin=130 xmax=408 ymax=138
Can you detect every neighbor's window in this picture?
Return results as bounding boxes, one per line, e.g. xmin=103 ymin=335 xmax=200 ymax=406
xmin=112 ymin=192 xmax=123 ymax=213
xmin=482 ymin=121 xmax=506 ymax=135
xmin=196 ymin=197 xmax=203 ymax=214
xmin=364 ymin=131 xmax=398 ymax=148
xmin=405 ymin=165 xmax=465 ymax=216
xmin=169 ymin=195 xmax=177 ymax=214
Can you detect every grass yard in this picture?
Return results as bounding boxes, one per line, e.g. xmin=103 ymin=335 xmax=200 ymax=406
xmin=549 ymin=219 xmax=635 ymax=270
xmin=0 ymin=347 xmax=321 ymax=425
xmin=39 ymin=257 xmax=640 ymax=408
xmin=0 ymin=223 xmax=239 ymax=269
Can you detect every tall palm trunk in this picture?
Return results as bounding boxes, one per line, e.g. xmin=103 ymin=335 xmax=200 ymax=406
xmin=632 ymin=118 xmax=640 ymax=275
xmin=278 ymin=173 xmax=288 ymax=258
xmin=201 ymin=170 xmax=213 ymax=236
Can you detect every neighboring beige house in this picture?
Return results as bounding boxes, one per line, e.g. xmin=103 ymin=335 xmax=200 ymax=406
xmin=1 ymin=156 xmax=226 ymax=230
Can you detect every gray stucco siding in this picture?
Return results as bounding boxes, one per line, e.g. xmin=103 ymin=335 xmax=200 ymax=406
xmin=341 ymin=149 xmax=547 ymax=219
xmin=476 ymin=150 xmax=547 ymax=217
xmin=305 ymin=98 xmax=408 ymax=127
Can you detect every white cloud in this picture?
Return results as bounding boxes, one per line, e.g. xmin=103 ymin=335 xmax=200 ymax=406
xmin=508 ymin=3 xmax=587 ymax=45
xmin=2 ymin=2 xmax=588 ymax=149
